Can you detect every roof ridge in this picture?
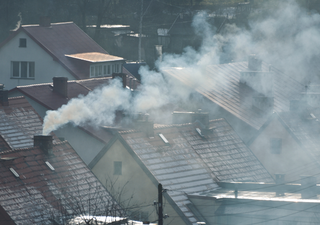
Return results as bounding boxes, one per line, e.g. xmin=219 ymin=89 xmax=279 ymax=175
xmin=22 ymin=22 xmax=73 ymax=27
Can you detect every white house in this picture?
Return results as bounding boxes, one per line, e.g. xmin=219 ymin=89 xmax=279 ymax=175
xmin=0 ymin=17 xmax=125 ymax=90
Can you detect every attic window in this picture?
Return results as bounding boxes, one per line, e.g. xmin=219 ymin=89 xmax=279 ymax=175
xmin=9 ymin=168 xmax=19 ymax=178
xmin=159 ymin=133 xmax=169 ymax=144
xmin=45 ymin=161 xmax=55 ymax=171
xmin=19 ymin=38 xmax=26 ymax=47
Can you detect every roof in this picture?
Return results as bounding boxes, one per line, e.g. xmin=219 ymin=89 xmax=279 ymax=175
xmin=115 ymin=118 xmax=273 ymax=224
xmin=65 ymin=52 xmax=124 ymax=63
xmin=277 ymin=110 xmax=320 ymax=167
xmin=1 ymin=22 xmax=111 ymax=80
xmin=0 ymin=140 xmax=121 ymax=224
xmin=162 ymin=61 xmax=304 ymax=130
xmin=10 ymin=77 xmax=112 ymax=110
xmin=0 ymin=96 xmax=43 ymax=150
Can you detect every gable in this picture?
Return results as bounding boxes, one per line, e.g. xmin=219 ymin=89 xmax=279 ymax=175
xmin=91 ymin=138 xmax=187 ymax=225
xmin=249 ymin=116 xmax=320 ymax=181
xmin=0 ymin=30 xmax=74 ymax=90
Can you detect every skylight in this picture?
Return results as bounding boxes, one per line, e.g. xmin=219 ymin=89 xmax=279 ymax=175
xmin=45 ymin=161 xmax=55 ymax=171
xmin=10 ymin=168 xmax=19 ymax=178
xmin=159 ymin=133 xmax=169 ymax=144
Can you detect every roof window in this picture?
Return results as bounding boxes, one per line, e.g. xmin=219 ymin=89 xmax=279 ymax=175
xmin=159 ymin=133 xmax=169 ymax=144
xmin=9 ymin=168 xmax=19 ymax=178
xmin=45 ymin=161 xmax=55 ymax=171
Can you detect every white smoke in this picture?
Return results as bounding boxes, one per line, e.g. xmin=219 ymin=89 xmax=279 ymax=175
xmin=43 ymin=0 xmax=320 ymax=134
xmin=43 ymin=79 xmax=131 ymax=135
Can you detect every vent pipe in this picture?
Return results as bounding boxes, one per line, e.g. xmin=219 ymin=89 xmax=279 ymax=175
xmin=53 ymin=77 xmax=68 ymax=98
xmin=34 ymin=135 xmax=53 ymax=155
xmin=275 ymin=173 xmax=285 ymax=196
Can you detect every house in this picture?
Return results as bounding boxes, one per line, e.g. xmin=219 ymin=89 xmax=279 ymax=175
xmin=88 ymin=116 xmax=273 ymax=224
xmin=161 ymin=55 xmax=304 ymax=143
xmin=0 ymin=17 xmax=125 ymax=90
xmin=188 ymin=180 xmax=320 ymax=225
xmin=0 ymin=135 xmax=124 ymax=224
xmin=8 ymin=76 xmax=134 ymax=165
xmin=247 ymin=102 xmax=320 ymax=183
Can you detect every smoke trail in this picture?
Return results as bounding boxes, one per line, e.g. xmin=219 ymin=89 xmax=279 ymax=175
xmin=43 ymin=0 xmax=320 ymax=134
xmin=43 ymin=79 xmax=131 ymax=135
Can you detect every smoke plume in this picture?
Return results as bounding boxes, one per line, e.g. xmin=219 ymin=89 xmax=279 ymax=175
xmin=43 ymin=0 xmax=320 ymax=135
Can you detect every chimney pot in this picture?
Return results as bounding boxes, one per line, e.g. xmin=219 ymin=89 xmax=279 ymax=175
xmin=53 ymin=77 xmax=68 ymax=98
xmin=34 ymin=135 xmax=53 ymax=155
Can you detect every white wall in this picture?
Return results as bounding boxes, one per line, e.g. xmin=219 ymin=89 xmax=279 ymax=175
xmin=0 ymin=31 xmax=75 ymax=90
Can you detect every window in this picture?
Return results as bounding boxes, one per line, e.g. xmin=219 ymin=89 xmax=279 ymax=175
xmin=11 ymin=61 xmax=35 ymax=78
xmin=270 ymin=138 xmax=282 ymax=154
xmin=108 ymin=65 xmax=111 ymax=74
xmin=114 ymin=161 xmax=122 ymax=175
xmin=19 ymin=38 xmax=26 ymax=47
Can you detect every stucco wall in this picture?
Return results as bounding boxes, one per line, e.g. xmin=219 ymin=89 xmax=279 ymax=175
xmin=249 ymin=118 xmax=320 ymax=182
xmin=92 ymin=139 xmax=187 ymax=225
xmin=0 ymin=31 xmax=75 ymax=90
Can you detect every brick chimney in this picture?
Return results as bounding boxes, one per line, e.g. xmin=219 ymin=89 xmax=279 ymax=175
xmin=112 ymin=73 xmax=127 ymax=88
xmin=275 ymin=173 xmax=285 ymax=196
xmin=135 ymin=114 xmax=154 ymax=137
xmin=39 ymin=16 xmax=51 ymax=27
xmin=0 ymin=89 xmax=9 ymax=106
xmin=34 ymin=135 xmax=53 ymax=155
xmin=53 ymin=77 xmax=68 ymax=98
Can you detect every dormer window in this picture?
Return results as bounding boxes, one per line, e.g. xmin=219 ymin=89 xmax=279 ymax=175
xmin=90 ymin=63 xmax=121 ymax=77
xmin=19 ymin=38 xmax=27 ymax=48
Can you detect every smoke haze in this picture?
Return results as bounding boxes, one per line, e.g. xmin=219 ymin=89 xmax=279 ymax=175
xmin=43 ymin=0 xmax=320 ymax=134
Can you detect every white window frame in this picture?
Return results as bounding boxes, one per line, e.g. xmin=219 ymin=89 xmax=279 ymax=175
xmin=11 ymin=61 xmax=35 ymax=79
xmin=90 ymin=63 xmax=120 ymax=77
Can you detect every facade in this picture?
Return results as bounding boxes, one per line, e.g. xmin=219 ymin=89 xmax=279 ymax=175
xmin=0 ymin=19 xmax=125 ymax=90
xmin=88 ymin=116 xmax=273 ymax=224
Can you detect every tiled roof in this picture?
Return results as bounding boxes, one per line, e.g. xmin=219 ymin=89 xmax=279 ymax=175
xmin=119 ymin=118 xmax=273 ymax=224
xmin=10 ymin=77 xmax=112 ymax=110
xmin=65 ymin=52 xmax=124 ymax=63
xmin=0 ymin=140 xmax=121 ymax=224
xmin=17 ymin=22 xmax=109 ymax=79
xmin=162 ymin=62 xmax=304 ymax=130
xmin=0 ymin=96 xmax=43 ymax=150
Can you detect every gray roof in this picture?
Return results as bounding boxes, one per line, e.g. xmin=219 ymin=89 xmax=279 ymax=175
xmin=162 ymin=61 xmax=304 ymax=130
xmin=119 ymin=118 xmax=273 ymax=224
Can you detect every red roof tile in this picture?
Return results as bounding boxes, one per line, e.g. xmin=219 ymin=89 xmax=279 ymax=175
xmin=0 ymin=140 xmax=122 ymax=224
xmin=0 ymin=97 xmax=44 ymax=151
